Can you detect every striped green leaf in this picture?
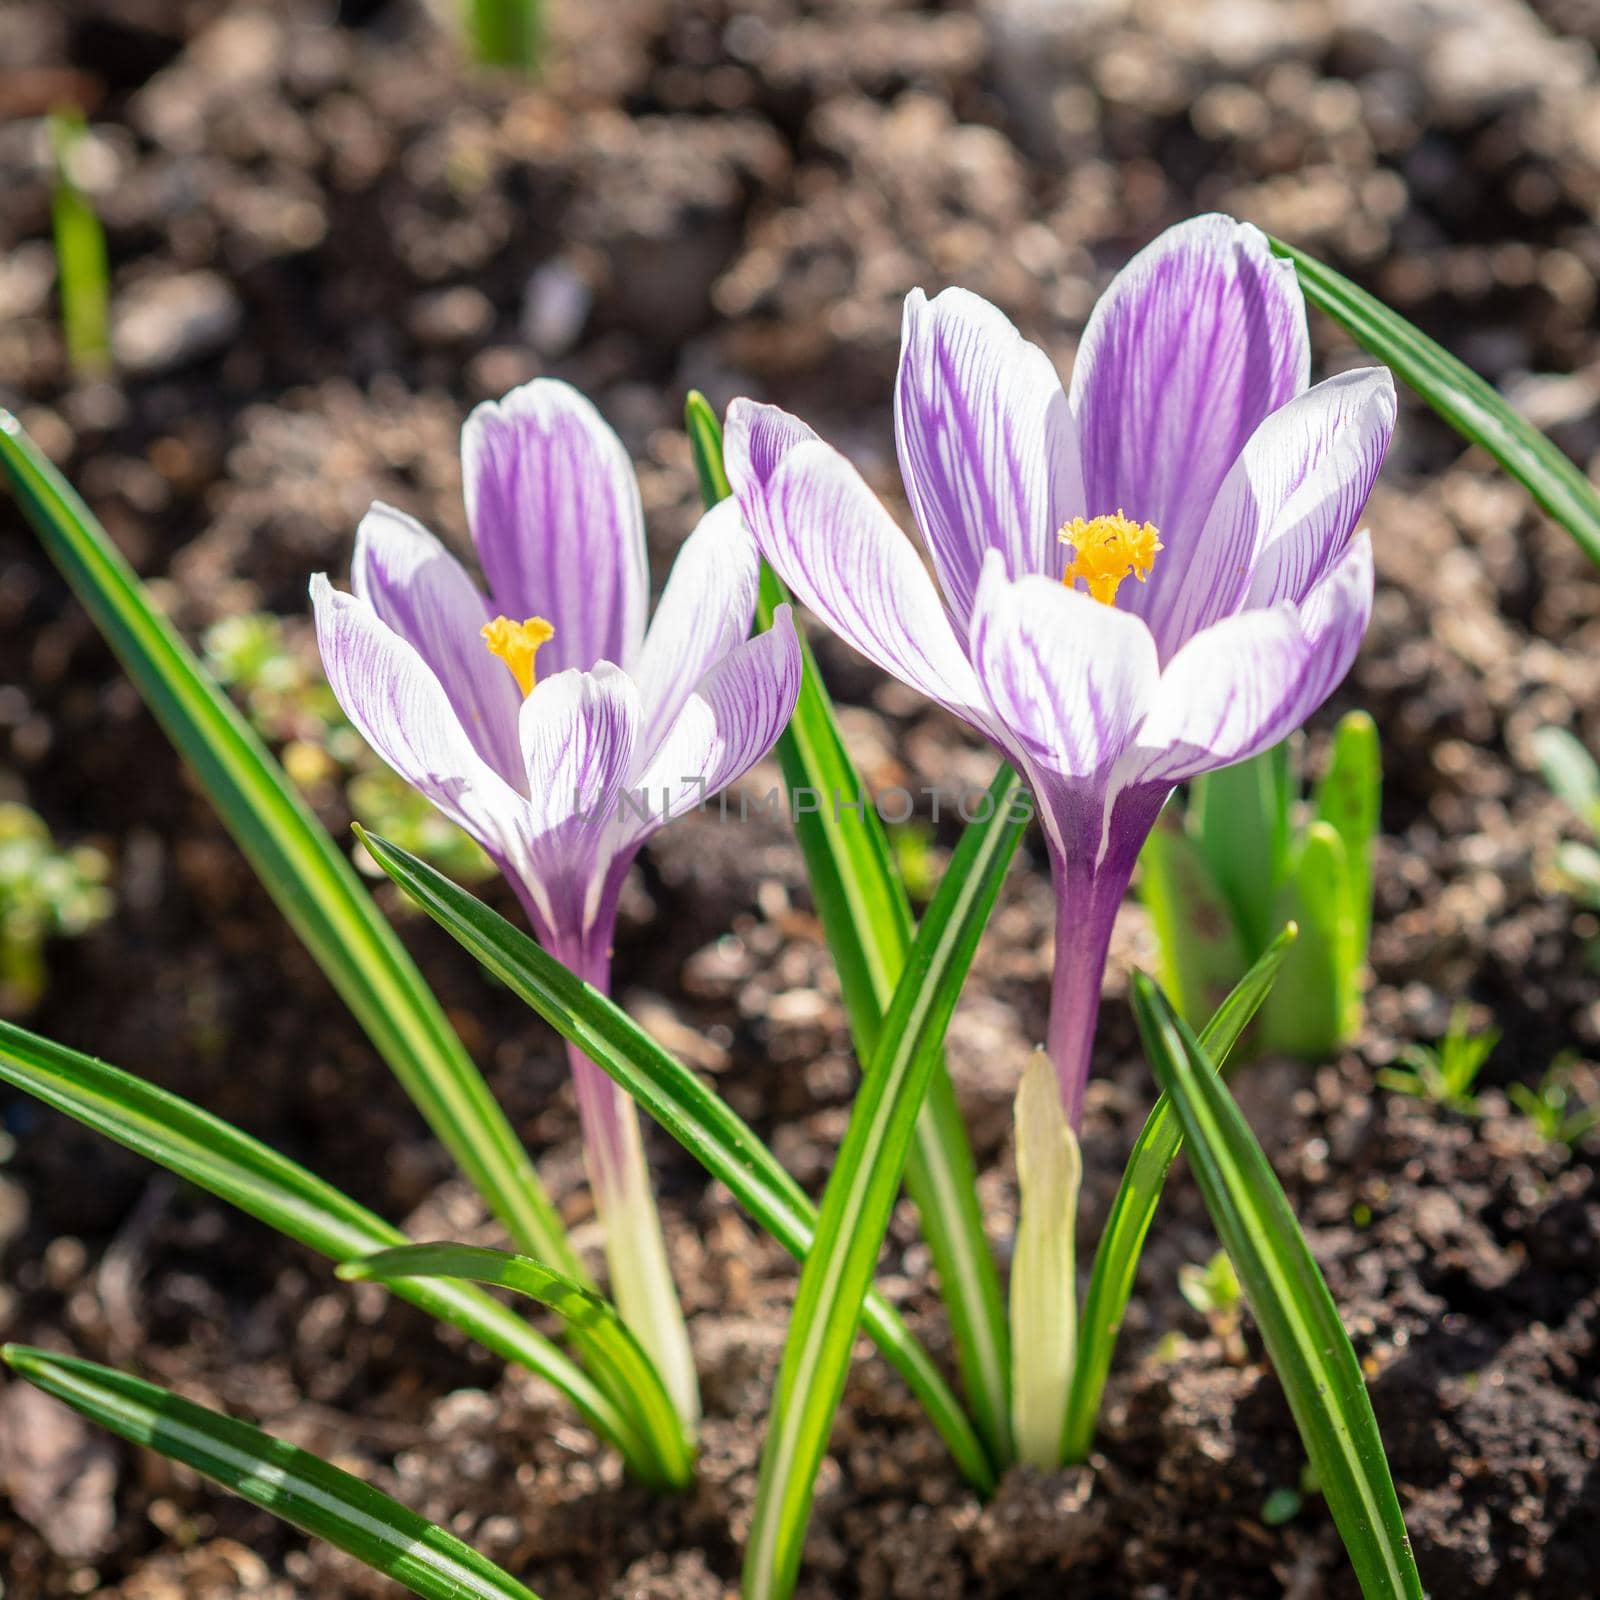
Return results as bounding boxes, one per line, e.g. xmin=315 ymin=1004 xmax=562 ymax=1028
xmin=357 ymin=827 xmax=996 ymax=1495
xmin=686 ymin=390 xmax=1012 ymax=1469
xmin=341 ymin=1243 xmax=693 ymax=1488
xmin=0 ymin=409 xmax=578 ymax=1283
xmin=1129 ymin=973 xmax=1424 ymax=1600
xmin=0 ymin=1018 xmax=666 ymax=1484
xmin=1063 ymin=923 xmax=1297 ymax=1462
xmin=1274 ymin=237 xmax=1600 ymax=568
xmin=4 ymin=1346 xmax=541 ymax=1600
xmin=745 ymin=763 xmax=1024 ymax=1600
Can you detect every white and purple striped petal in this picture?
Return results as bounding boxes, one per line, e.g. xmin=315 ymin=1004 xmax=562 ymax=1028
xmin=463 ymin=379 xmax=649 ymax=677
xmin=1069 ymin=216 xmax=1309 ymax=638
xmin=726 ymin=398 xmax=992 ymax=733
xmin=310 ymin=575 xmax=525 ymax=854
xmin=351 ymin=503 xmax=526 ymax=786
xmin=895 ymin=288 xmax=1081 ymax=627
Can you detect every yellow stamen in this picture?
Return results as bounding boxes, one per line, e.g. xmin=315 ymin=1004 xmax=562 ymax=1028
xmin=481 ymin=615 xmax=555 ymax=697
xmin=1058 ymin=511 xmax=1163 ymax=606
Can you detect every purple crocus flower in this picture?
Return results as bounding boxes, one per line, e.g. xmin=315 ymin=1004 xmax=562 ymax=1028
xmin=726 ymin=214 xmax=1394 ymax=1130
xmin=311 ymin=379 xmax=802 ymax=1424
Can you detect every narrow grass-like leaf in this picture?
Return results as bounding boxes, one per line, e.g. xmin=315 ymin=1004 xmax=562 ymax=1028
xmin=0 ymin=410 xmax=578 ymax=1283
xmin=341 ymin=1243 xmax=693 ymax=1488
xmin=4 ymin=1346 xmax=541 ymax=1600
xmin=0 ymin=1018 xmax=665 ymax=1484
xmin=1063 ymin=924 xmax=1298 ymax=1462
xmin=744 ymin=763 xmax=1023 ymax=1600
xmin=686 ymin=390 xmax=1013 ymax=1468
xmin=1273 ymin=236 xmax=1600 ymax=568
xmin=358 ymin=827 xmax=997 ymax=1495
xmin=1130 ymin=974 xmax=1424 ymax=1600
xmin=47 ymin=112 xmax=111 ymax=378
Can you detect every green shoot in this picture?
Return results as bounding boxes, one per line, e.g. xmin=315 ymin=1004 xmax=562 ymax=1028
xmin=1376 ymin=1004 xmax=1499 ymax=1114
xmin=1139 ymin=711 xmax=1380 ymax=1062
xmin=0 ymin=799 xmax=113 ymax=1015
xmin=462 ymin=0 xmax=543 ymax=74
xmin=1178 ymin=1248 xmax=1246 ymax=1363
xmin=1509 ymin=1055 xmax=1600 ymax=1148
xmin=47 ymin=110 xmax=111 ymax=380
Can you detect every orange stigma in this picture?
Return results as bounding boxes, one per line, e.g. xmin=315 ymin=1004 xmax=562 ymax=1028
xmin=481 ymin=615 xmax=555 ymax=696
xmin=1058 ymin=511 xmax=1163 ymax=605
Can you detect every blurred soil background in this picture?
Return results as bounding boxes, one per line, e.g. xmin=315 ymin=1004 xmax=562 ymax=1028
xmin=4 ymin=0 xmax=1600 ymax=1595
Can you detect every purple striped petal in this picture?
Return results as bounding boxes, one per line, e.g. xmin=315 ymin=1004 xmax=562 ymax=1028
xmin=1243 ymin=374 xmax=1395 ymax=609
xmin=310 ymin=575 xmax=524 ymax=852
xmin=1129 ymin=532 xmax=1373 ymax=788
xmin=968 ymin=555 xmax=1157 ymax=784
xmin=351 ymin=503 xmax=525 ymax=787
xmin=1149 ymin=367 xmax=1393 ymax=657
xmin=1070 ymin=215 xmax=1309 ymax=634
xmin=517 ymin=662 xmax=640 ymax=934
xmin=462 ymin=380 xmax=648 ymax=677
xmin=725 ymin=398 xmax=990 ymax=730
xmin=614 ymin=605 xmax=802 ymax=853
xmin=895 ymin=288 xmax=1081 ymax=627
xmin=632 ymin=497 xmax=760 ymax=761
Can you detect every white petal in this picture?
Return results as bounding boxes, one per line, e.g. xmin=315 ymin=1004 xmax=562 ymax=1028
xmin=632 ymin=496 xmax=760 ymax=761
xmin=968 ymin=554 xmax=1157 ymax=781
xmin=310 ymin=576 xmax=524 ymax=853
xmin=351 ymin=503 xmax=525 ymax=786
xmin=725 ymin=399 xmax=990 ymax=729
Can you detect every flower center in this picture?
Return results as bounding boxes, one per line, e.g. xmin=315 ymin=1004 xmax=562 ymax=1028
xmin=481 ymin=615 xmax=555 ymax=697
xmin=1058 ymin=511 xmax=1163 ymax=606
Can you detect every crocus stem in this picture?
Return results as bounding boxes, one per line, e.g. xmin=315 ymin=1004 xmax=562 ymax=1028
xmin=560 ymin=933 xmax=701 ymax=1431
xmin=1045 ymin=860 xmax=1131 ymax=1132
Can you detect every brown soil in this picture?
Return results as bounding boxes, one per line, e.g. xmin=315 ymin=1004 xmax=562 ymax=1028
xmin=4 ymin=1 xmax=1600 ymax=1595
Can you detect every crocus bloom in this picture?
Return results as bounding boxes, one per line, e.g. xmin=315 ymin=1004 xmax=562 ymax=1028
xmin=727 ymin=214 xmax=1394 ymax=1130
xmin=312 ymin=380 xmax=802 ymax=1425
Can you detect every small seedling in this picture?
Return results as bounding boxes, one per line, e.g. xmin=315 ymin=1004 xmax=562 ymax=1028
xmin=0 ymin=798 xmax=113 ymax=1015
xmin=1178 ymin=1248 xmax=1247 ymax=1364
xmin=1140 ymin=712 xmax=1379 ymax=1062
xmin=47 ymin=110 xmax=111 ymax=380
xmin=461 ymin=0 xmax=543 ymax=74
xmin=1376 ymin=1005 xmax=1498 ymax=1115
xmin=1509 ymin=1055 xmax=1600 ymax=1148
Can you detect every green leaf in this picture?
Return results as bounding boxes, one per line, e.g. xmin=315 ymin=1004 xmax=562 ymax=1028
xmin=4 ymin=1346 xmax=541 ymax=1600
xmin=340 ymin=1243 xmax=693 ymax=1488
xmin=357 ymin=827 xmax=997 ymax=1495
xmin=1191 ymin=742 xmax=1292 ymax=957
xmin=1063 ymin=923 xmax=1297 ymax=1463
xmin=47 ymin=112 xmax=111 ymax=379
xmin=0 ymin=1018 xmax=667 ymax=1484
xmin=1273 ymin=236 xmax=1600 ymax=568
xmin=1261 ymin=823 xmax=1349 ymax=1060
xmin=0 ymin=410 xmax=579 ymax=1284
xmin=744 ymin=763 xmax=1023 ymax=1600
xmin=1129 ymin=974 xmax=1424 ymax=1600
xmin=463 ymin=0 xmax=542 ymax=72
xmin=1533 ymin=725 xmax=1600 ymax=834
xmin=1313 ymin=710 xmax=1382 ymax=1022
xmin=1137 ymin=813 xmax=1251 ymax=1033
xmin=686 ymin=390 xmax=1012 ymax=1469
